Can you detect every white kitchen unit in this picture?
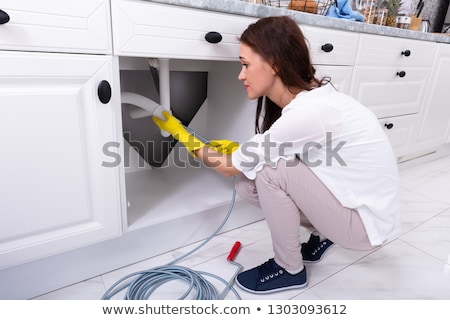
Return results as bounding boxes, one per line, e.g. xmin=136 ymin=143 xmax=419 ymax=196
xmin=302 ymin=25 xmax=358 ymax=94
xmin=113 ymin=1 xmax=360 ymax=235
xmin=112 ymin=0 xmax=262 ymax=235
xmin=1 ymin=0 xmax=449 ymax=300
xmin=0 ymin=0 xmax=112 ymax=54
xmin=112 ymin=0 xmax=256 ymax=60
xmin=409 ymin=43 xmax=450 ymax=156
xmin=0 ymin=0 xmax=124 ymax=296
xmin=0 ymin=52 xmax=123 ymax=270
xmin=350 ymin=34 xmax=438 ymax=157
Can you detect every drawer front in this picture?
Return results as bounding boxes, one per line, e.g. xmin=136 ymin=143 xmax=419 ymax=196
xmin=356 ymin=34 xmax=437 ymax=67
xmin=112 ymin=1 xmax=256 ymax=60
xmin=0 ymin=0 xmax=112 ymax=54
xmin=379 ymin=114 xmax=418 ymax=157
xmin=350 ymin=66 xmax=431 ymax=118
xmin=302 ymin=26 xmax=359 ymax=66
xmin=315 ymin=65 xmax=353 ymax=94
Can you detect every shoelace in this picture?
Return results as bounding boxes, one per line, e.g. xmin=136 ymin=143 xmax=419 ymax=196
xmin=258 ymin=259 xmax=284 ymax=283
xmin=311 ymin=242 xmax=328 ymax=256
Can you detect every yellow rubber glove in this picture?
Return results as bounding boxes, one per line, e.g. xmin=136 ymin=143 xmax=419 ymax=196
xmin=208 ymin=140 xmax=239 ymax=154
xmin=152 ymin=111 xmax=205 ymax=156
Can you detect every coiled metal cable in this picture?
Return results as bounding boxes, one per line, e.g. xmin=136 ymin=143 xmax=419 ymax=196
xmin=101 ymin=176 xmax=242 ymax=300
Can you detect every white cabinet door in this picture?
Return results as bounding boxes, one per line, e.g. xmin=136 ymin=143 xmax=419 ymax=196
xmin=350 ymin=66 xmax=431 ymax=118
xmin=379 ymin=114 xmax=419 ymax=158
xmin=111 ymin=0 xmax=256 ymax=60
xmin=411 ymin=43 xmax=450 ymax=154
xmin=0 ymin=0 xmax=112 ymax=54
xmin=302 ymin=26 xmax=359 ymax=66
xmin=0 ymin=51 xmax=123 ymax=269
xmin=355 ymin=34 xmax=437 ymax=67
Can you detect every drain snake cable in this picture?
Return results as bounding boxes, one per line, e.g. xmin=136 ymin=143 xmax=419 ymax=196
xmin=101 ymin=157 xmax=243 ymax=300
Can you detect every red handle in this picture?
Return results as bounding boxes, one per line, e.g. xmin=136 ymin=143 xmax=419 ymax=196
xmin=227 ymin=241 xmax=241 ymax=261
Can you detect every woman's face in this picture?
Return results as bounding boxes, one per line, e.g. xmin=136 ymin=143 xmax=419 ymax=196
xmin=238 ymin=43 xmax=277 ymax=100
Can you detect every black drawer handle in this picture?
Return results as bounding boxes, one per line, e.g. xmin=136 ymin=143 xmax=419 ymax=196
xmin=98 ymin=80 xmax=112 ymax=104
xmin=321 ymin=43 xmax=334 ymax=53
xmin=401 ymin=50 xmax=411 ymax=57
xmin=0 ymin=9 xmax=10 ymax=24
xmin=396 ymin=71 xmax=406 ymax=78
xmin=384 ymin=123 xmax=394 ymax=130
xmin=205 ymin=31 xmax=222 ymax=44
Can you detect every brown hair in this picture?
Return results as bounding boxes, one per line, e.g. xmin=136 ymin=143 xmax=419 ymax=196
xmin=240 ymin=16 xmax=328 ymax=133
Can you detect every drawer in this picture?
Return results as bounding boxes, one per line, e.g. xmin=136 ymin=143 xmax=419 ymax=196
xmin=350 ymin=66 xmax=431 ymax=118
xmin=0 ymin=0 xmax=112 ymax=54
xmin=302 ymin=26 xmax=359 ymax=66
xmin=112 ymin=0 xmax=256 ymax=60
xmin=314 ymin=65 xmax=353 ymax=94
xmin=379 ymin=114 xmax=419 ymax=157
xmin=356 ymin=34 xmax=437 ymax=67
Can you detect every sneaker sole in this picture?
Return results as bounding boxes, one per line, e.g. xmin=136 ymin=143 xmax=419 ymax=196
xmin=235 ymin=279 xmax=308 ymax=294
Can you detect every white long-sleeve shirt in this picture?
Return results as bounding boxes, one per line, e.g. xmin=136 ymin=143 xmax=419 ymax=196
xmin=232 ymin=84 xmax=401 ymax=246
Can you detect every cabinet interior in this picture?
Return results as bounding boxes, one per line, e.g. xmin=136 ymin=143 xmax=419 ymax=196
xmin=119 ymin=57 xmax=256 ymax=231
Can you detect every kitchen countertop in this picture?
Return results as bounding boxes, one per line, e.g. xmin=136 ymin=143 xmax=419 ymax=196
xmin=146 ymin=0 xmax=450 ymax=44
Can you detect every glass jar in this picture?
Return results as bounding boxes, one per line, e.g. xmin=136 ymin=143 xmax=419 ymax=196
xmin=396 ymin=15 xmax=411 ymax=29
xmin=358 ymin=0 xmax=377 ymax=24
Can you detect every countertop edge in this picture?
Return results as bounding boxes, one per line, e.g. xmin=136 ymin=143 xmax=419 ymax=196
xmin=145 ymin=0 xmax=450 ymax=44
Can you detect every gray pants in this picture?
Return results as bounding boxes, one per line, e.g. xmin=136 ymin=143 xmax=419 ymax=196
xmin=235 ymin=158 xmax=375 ymax=274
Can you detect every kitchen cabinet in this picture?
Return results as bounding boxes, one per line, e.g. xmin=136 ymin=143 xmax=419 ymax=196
xmin=112 ymin=0 xmax=263 ymax=234
xmin=2 ymin=0 xmax=449 ymax=299
xmin=112 ymin=0 xmax=256 ymax=60
xmin=0 ymin=51 xmax=123 ymax=269
xmin=301 ymin=25 xmax=359 ymax=94
xmin=378 ymin=115 xmax=420 ymax=158
xmin=113 ymin=1 xmax=359 ymax=234
xmin=0 ymin=0 xmax=123 ymax=272
xmin=350 ymin=34 xmax=438 ymax=157
xmin=112 ymin=0 xmax=356 ymax=92
xmin=409 ymin=43 xmax=450 ymax=155
xmin=0 ymin=0 xmax=112 ymax=54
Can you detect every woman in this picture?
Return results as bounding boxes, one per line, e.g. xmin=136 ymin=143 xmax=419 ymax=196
xmin=153 ymin=16 xmax=400 ymax=294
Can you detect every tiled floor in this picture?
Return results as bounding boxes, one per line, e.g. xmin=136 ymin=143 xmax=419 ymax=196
xmin=33 ymin=152 xmax=450 ymax=300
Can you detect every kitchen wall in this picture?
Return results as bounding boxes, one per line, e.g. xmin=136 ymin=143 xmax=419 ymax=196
xmin=406 ymin=0 xmax=450 ymax=31
xmin=265 ymin=0 xmax=449 ymax=32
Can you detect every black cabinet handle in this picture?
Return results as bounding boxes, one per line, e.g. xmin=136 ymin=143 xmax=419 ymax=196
xmin=396 ymin=71 xmax=406 ymax=78
xmin=384 ymin=123 xmax=394 ymax=130
xmin=0 ymin=9 xmax=10 ymax=24
xmin=205 ymin=31 xmax=222 ymax=44
xmin=98 ymin=80 xmax=112 ymax=104
xmin=321 ymin=43 xmax=334 ymax=53
xmin=401 ymin=50 xmax=411 ymax=57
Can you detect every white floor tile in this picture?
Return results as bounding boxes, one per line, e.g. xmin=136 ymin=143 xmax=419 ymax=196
xmin=404 ymin=170 xmax=450 ymax=205
xmin=400 ymin=208 xmax=450 ymax=264
xmin=399 ymin=188 xmax=449 ymax=235
xmin=32 ymin=277 xmax=105 ymax=300
xmin=309 ymin=240 xmax=450 ymax=299
xmin=33 ymin=154 xmax=450 ymax=300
